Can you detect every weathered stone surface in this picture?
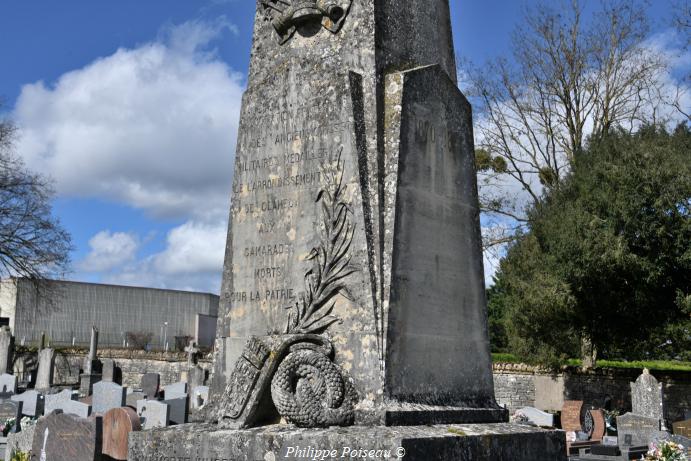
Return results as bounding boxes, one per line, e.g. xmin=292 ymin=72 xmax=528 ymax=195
xmin=30 ymin=411 xmax=102 ymax=461
xmin=92 ymin=381 xmax=126 ymax=415
xmin=4 ymin=423 xmax=34 ymax=461
xmin=0 ymin=327 xmax=13 ymax=375
xmin=136 ymin=400 xmax=169 ymax=430
xmin=11 ymin=391 xmax=44 ymax=417
xmin=44 ymin=389 xmax=77 ymax=415
xmin=187 ymin=365 xmax=205 ymax=390
xmin=35 ymin=348 xmax=55 ymax=391
xmin=140 ymin=373 xmax=160 ymax=400
xmin=128 ymin=423 xmax=567 ymax=461
xmin=102 ymin=358 xmax=116 ymax=383
xmin=126 ymin=391 xmax=146 ymax=408
xmin=103 ymin=406 xmax=141 ymax=460
xmin=209 ymin=0 xmax=503 ymax=426
xmin=0 ymin=374 xmax=17 ymax=395
xmin=631 ymin=369 xmax=665 ymax=422
xmin=616 ymin=412 xmax=667 ymax=447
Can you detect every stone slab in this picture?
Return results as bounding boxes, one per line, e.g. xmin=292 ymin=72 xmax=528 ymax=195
xmin=630 ymin=369 xmax=664 ymax=422
xmin=0 ymin=374 xmax=16 ymax=395
xmin=30 ymin=411 xmax=102 ymax=461
xmin=56 ymin=400 xmax=92 ymax=419
xmin=136 ymin=400 xmax=169 ymax=430
xmin=0 ymin=327 xmax=13 ymax=375
xmin=92 ymin=381 xmax=126 ymax=415
xmin=163 ymin=395 xmax=188 ymax=425
xmin=126 ymin=391 xmax=146 ymax=408
xmin=0 ymin=401 xmax=21 ymax=434
xmin=11 ymin=391 xmax=44 ymax=417
xmin=35 ymin=348 xmax=55 ymax=391
xmin=44 ymin=389 xmax=77 ymax=415
xmin=673 ymin=418 xmax=691 ymax=437
xmin=616 ymin=412 xmax=667 ymax=447
xmin=103 ymin=407 xmax=141 ymax=460
xmin=140 ymin=373 xmax=160 ymax=400
xmin=163 ymin=382 xmax=187 ymax=399
xmin=4 ymin=424 xmax=34 ymax=461
xmin=516 ymin=406 xmax=555 ymax=427
xmin=129 ymin=423 xmax=567 ymax=461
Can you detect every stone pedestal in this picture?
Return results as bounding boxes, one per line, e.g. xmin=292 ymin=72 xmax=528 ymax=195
xmin=129 ymin=423 xmax=566 ymax=461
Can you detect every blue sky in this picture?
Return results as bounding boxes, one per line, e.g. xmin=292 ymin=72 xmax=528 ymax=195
xmin=0 ymin=1 xmax=685 ymax=293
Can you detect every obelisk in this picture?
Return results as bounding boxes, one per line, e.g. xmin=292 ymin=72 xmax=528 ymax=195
xmin=129 ymin=2 xmax=567 ymax=458
xmin=208 ymin=0 xmax=502 ymax=425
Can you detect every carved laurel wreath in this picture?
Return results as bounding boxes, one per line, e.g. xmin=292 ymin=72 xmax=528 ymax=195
xmin=284 ymin=149 xmax=355 ymax=334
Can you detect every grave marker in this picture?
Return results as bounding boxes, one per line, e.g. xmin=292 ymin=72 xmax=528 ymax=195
xmin=92 ymin=381 xmax=126 ymax=415
xmin=136 ymin=400 xmax=169 ymax=430
xmin=102 ymin=407 xmax=141 ymax=460
xmin=29 ymin=411 xmax=102 ymax=461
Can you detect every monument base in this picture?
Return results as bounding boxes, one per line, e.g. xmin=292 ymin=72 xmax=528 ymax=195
xmin=128 ymin=423 xmax=567 ymax=461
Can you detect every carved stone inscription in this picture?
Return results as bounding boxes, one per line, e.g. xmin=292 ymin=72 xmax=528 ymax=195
xmin=227 ymin=63 xmax=362 ymax=336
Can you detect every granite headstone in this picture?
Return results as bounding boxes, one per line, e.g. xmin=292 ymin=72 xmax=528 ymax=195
xmin=92 ymin=381 xmax=126 ymax=415
xmin=0 ymin=401 xmax=22 ymax=434
xmin=136 ymin=400 xmax=169 ymax=430
xmin=163 ymin=395 xmax=188 ymax=425
xmin=617 ymin=412 xmax=667 ymax=447
xmin=55 ymin=399 xmax=92 ymax=419
xmin=102 ymin=407 xmax=141 ymax=460
xmin=0 ymin=374 xmax=17 ymax=396
xmin=140 ymin=373 xmax=160 ymax=400
xmin=11 ymin=391 xmax=43 ymax=417
xmin=44 ymin=390 xmax=77 ymax=415
xmin=631 ymin=369 xmax=665 ymax=424
xmin=29 ymin=411 xmax=102 ymax=461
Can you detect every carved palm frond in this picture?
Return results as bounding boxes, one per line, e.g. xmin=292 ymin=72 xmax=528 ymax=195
xmin=285 ymin=149 xmax=356 ymax=335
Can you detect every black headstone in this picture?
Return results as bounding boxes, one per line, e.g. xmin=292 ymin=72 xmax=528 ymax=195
xmin=0 ymin=400 xmax=22 ymax=433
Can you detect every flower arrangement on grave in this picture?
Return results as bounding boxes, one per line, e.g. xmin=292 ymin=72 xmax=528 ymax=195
xmin=0 ymin=417 xmax=16 ymax=436
xmin=511 ymin=409 xmax=530 ymax=424
xmin=9 ymin=450 xmax=29 ymax=461
xmin=643 ymin=440 xmax=688 ymax=461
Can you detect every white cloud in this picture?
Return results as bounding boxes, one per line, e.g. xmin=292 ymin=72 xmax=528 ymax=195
xmin=14 ymin=19 xmax=243 ymax=221
xmin=78 ymin=231 xmax=139 ymax=273
xmin=152 ymin=220 xmax=226 ymax=275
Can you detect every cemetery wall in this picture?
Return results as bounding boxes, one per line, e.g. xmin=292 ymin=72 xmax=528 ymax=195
xmin=493 ymin=363 xmax=691 ymax=424
xmin=48 ymin=348 xmax=212 ymax=389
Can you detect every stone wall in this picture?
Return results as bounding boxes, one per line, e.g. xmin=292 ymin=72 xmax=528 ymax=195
xmin=493 ymin=363 xmax=691 ymax=426
xmin=18 ymin=347 xmax=212 ymax=389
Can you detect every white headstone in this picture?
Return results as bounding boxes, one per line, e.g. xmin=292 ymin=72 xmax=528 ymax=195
xmin=136 ymin=400 xmax=170 ymax=430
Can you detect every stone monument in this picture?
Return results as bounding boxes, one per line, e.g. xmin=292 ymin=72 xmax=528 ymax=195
xmin=0 ymin=326 xmax=14 ymax=374
xmin=80 ymin=326 xmax=101 ymax=396
xmin=35 ymin=348 xmax=55 ymax=391
xmin=129 ymin=1 xmax=566 ymax=459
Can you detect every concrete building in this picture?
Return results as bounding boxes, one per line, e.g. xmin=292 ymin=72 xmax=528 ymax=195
xmin=0 ymin=278 xmax=219 ymax=349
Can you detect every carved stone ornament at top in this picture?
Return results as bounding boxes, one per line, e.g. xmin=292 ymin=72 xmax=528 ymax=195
xmin=261 ymin=0 xmax=352 ymax=44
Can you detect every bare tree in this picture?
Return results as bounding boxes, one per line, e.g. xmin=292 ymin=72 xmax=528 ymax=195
xmin=0 ymin=105 xmax=72 ymax=282
xmin=464 ymin=0 xmax=674 ymax=249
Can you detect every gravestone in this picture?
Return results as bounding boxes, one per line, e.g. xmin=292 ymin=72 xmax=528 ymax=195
xmin=163 ymin=395 xmax=188 ymax=425
xmin=0 ymin=374 xmax=17 ymax=396
xmin=125 ymin=391 xmax=146 ymax=408
xmin=191 ymin=386 xmax=209 ymax=410
xmin=11 ymin=391 xmax=44 ymax=417
xmin=616 ymin=412 xmax=667 ymax=447
xmin=101 ymin=359 xmax=114 ymax=382
xmin=92 ymin=382 xmax=126 ymax=415
xmin=187 ymin=366 xmax=205 ymax=391
xmin=35 ymin=348 xmax=55 ymax=391
xmin=185 ymin=340 xmax=199 ymax=367
xmin=102 ymin=407 xmax=141 ymax=460
xmin=80 ymin=327 xmax=102 ymax=396
xmin=54 ymin=399 xmax=91 ymax=419
xmin=516 ymin=407 xmax=555 ymax=427
xmin=29 ymin=411 xmax=102 ymax=461
xmin=129 ymin=1 xmax=566 ymax=459
xmin=163 ymin=382 xmax=187 ymax=399
xmin=5 ymin=424 xmax=34 ymax=461
xmin=136 ymin=400 xmax=169 ymax=430
xmin=631 ymin=369 xmax=665 ymax=426
xmin=673 ymin=418 xmax=691 ymax=437
xmin=44 ymin=389 xmax=77 ymax=415
xmin=0 ymin=401 xmax=22 ymax=434
xmin=0 ymin=327 xmax=13 ymax=375
xmin=140 ymin=373 xmax=160 ymax=400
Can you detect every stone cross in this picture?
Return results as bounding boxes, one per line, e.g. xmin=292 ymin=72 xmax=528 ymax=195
xmin=0 ymin=325 xmax=14 ymax=374
xmin=185 ymin=340 xmax=199 ymax=367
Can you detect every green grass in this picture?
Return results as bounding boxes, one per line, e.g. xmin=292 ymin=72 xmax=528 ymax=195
xmin=491 ymin=353 xmax=691 ymax=371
